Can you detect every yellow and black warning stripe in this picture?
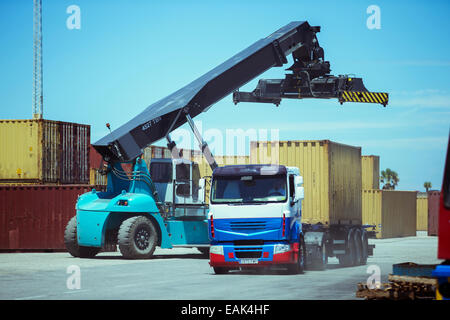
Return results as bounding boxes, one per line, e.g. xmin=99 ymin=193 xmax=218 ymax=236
xmin=341 ymin=91 xmax=389 ymax=106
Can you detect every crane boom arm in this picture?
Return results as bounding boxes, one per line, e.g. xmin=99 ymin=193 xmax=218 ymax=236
xmin=93 ymin=21 xmax=387 ymax=162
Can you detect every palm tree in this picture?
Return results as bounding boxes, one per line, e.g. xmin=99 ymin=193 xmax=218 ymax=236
xmin=380 ymin=168 xmax=399 ymax=190
xmin=424 ymin=181 xmax=432 ymax=192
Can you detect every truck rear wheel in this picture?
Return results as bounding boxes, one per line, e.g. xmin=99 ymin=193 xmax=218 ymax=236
xmin=338 ymin=229 xmax=356 ymax=267
xmin=353 ymin=229 xmax=363 ymax=266
xmin=118 ymin=216 xmax=158 ymax=259
xmin=311 ymin=241 xmax=328 ymax=270
xmin=64 ymin=216 xmax=101 ymax=258
xmin=359 ymin=229 xmax=369 ymax=265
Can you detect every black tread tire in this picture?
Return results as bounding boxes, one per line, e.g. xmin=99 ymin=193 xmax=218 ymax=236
xmin=286 ymin=236 xmax=306 ymax=274
xmin=353 ymin=229 xmax=363 ymax=266
xmin=118 ymin=216 xmax=158 ymax=259
xmin=64 ymin=216 xmax=101 ymax=258
xmin=213 ymin=267 xmax=230 ymax=274
xmin=338 ymin=229 xmax=356 ymax=267
xmin=311 ymin=242 xmax=328 ymax=271
xmin=360 ymin=229 xmax=369 ymax=265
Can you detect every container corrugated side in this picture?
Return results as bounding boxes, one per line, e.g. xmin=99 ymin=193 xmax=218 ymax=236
xmin=0 ymin=119 xmax=90 ymax=184
xmin=362 ymin=189 xmax=382 ymax=236
xmin=58 ymin=121 xmax=90 ymax=184
xmin=250 ymin=140 xmax=362 ymax=225
xmin=416 ymin=193 xmax=428 ymax=231
xmin=361 ymin=155 xmax=380 ymax=189
xmin=0 ymin=184 xmax=104 ymax=250
xmin=428 ymin=191 xmax=440 ymax=236
xmin=362 ymin=189 xmax=417 ymax=238
xmin=382 ymin=190 xmax=417 ymax=238
xmin=0 ymin=120 xmax=42 ymax=182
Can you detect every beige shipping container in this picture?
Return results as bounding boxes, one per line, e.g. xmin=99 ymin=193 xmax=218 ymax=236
xmin=362 ymin=190 xmax=417 ymax=238
xmin=416 ymin=192 xmax=428 ymax=231
xmin=0 ymin=119 xmax=90 ymax=184
xmin=361 ymin=155 xmax=380 ymax=189
xmin=250 ymin=140 xmax=362 ymax=225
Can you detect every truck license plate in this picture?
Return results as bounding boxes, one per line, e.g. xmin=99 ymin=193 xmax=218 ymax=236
xmin=240 ymin=258 xmax=258 ymax=264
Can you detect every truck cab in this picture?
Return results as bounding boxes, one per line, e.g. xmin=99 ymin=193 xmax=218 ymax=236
xmin=208 ymin=164 xmax=305 ymax=274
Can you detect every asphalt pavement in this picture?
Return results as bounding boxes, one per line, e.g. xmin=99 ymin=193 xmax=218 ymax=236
xmin=0 ymin=233 xmax=442 ymax=300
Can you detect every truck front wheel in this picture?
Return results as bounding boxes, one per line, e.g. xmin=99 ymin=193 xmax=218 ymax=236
xmin=118 ymin=216 xmax=158 ymax=259
xmin=286 ymin=237 xmax=306 ymax=274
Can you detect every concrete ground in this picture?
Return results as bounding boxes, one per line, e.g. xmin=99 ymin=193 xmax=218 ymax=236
xmin=0 ymin=233 xmax=443 ymax=300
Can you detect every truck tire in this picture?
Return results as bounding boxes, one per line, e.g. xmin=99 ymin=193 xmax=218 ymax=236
xmin=118 ymin=216 xmax=158 ymax=259
xmin=213 ymin=267 xmax=230 ymax=274
xmin=338 ymin=229 xmax=356 ymax=267
xmin=64 ymin=216 xmax=101 ymax=258
xmin=287 ymin=236 xmax=306 ymax=274
xmin=311 ymin=240 xmax=328 ymax=270
xmin=359 ymin=229 xmax=369 ymax=265
xmin=353 ymin=229 xmax=363 ymax=266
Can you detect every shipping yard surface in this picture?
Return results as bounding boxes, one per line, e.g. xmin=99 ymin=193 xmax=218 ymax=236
xmin=0 ymin=233 xmax=441 ymax=300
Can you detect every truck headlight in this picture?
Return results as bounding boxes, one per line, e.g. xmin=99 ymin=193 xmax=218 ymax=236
xmin=273 ymin=244 xmax=291 ymax=254
xmin=209 ymin=245 xmax=224 ymax=255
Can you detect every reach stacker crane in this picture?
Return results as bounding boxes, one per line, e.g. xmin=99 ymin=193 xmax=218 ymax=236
xmin=64 ymin=21 xmax=388 ymax=259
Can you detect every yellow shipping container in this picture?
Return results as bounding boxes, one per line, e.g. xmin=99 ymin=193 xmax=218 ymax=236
xmin=361 ymin=155 xmax=380 ymax=189
xmin=362 ymin=190 xmax=417 ymax=238
xmin=416 ymin=192 xmax=428 ymax=231
xmin=0 ymin=119 xmax=90 ymax=184
xmin=250 ymin=140 xmax=362 ymax=225
xmin=89 ymin=168 xmax=108 ymax=186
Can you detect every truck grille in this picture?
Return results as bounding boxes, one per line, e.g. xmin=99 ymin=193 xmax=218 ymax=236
xmin=234 ymin=246 xmax=263 ymax=259
xmin=229 ymin=221 xmax=266 ymax=232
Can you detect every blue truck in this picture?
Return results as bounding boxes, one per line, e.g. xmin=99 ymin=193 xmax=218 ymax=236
xmin=208 ymin=164 xmax=375 ymax=274
xmin=64 ymin=21 xmax=386 ymax=260
xmin=208 ymin=164 xmax=306 ymax=274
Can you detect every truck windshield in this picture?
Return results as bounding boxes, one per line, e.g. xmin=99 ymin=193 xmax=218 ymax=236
xmin=211 ymin=175 xmax=287 ymax=204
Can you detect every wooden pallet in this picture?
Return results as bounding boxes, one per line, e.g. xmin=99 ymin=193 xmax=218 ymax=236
xmin=356 ymin=274 xmax=437 ymax=300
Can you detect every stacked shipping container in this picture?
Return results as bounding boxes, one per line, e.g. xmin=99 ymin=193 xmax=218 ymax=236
xmin=0 ymin=119 xmax=96 ymax=250
xmin=0 ymin=119 xmax=90 ymax=184
xmin=360 ymin=154 xmax=418 ymax=238
xmin=427 ymin=191 xmax=440 ymax=236
xmin=362 ymin=190 xmax=417 ymax=238
xmin=416 ymin=192 xmax=428 ymax=231
xmin=0 ymin=184 xmax=103 ymax=250
xmin=249 ymin=140 xmax=362 ymax=225
xmin=361 ymin=155 xmax=380 ymax=189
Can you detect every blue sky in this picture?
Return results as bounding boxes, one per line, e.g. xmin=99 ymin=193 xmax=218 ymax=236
xmin=0 ymin=0 xmax=449 ymax=191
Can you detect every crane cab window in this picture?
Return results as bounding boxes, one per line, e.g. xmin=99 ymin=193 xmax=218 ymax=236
xmin=150 ymin=162 xmax=172 ymax=183
xmin=176 ymin=163 xmax=191 ymax=197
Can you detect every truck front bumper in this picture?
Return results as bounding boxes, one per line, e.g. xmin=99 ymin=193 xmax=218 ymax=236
xmin=209 ymin=243 xmax=298 ymax=267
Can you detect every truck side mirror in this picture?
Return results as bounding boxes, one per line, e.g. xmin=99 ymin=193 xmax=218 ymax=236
xmin=294 ymin=175 xmax=304 ymax=202
xmin=198 ymin=178 xmax=206 ymax=203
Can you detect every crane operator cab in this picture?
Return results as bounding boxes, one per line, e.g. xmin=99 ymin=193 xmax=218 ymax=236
xmin=149 ymin=158 xmax=207 ymax=219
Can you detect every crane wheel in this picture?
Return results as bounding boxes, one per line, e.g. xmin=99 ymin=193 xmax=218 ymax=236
xmin=118 ymin=216 xmax=158 ymax=259
xmin=64 ymin=216 xmax=101 ymax=258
